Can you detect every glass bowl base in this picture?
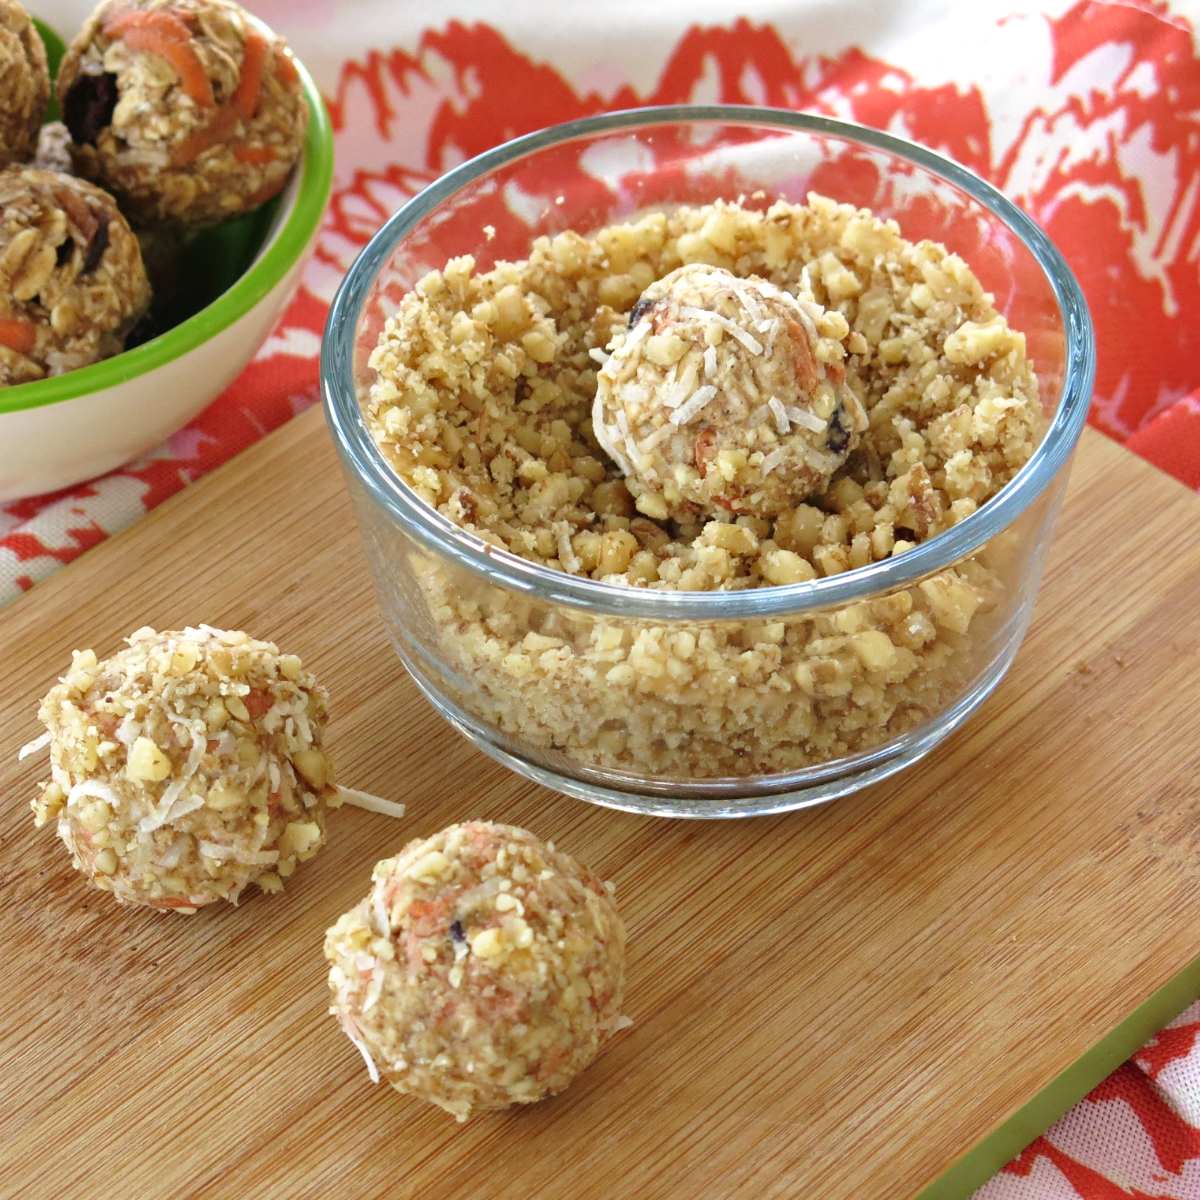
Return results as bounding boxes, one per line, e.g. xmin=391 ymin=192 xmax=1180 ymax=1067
xmin=393 ymin=636 xmax=1023 ymax=819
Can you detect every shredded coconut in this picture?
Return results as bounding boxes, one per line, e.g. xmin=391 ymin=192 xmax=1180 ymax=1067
xmin=669 ymin=384 xmax=718 ymax=426
xmin=768 ymin=397 xmax=791 ymax=434
xmin=679 ymin=306 xmax=763 ymax=355
xmin=17 ymin=731 xmax=50 ymax=760
xmin=337 ymin=786 xmax=407 ymax=820
xmin=786 ymin=405 xmax=827 ymax=433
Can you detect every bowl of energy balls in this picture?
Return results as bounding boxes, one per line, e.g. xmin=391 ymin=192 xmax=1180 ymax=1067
xmin=323 ymin=106 xmax=1094 ymax=818
xmin=0 ymin=0 xmax=333 ymax=502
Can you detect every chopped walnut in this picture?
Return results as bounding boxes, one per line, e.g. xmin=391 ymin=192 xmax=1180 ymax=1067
xmin=361 ymin=195 xmax=1045 ymax=778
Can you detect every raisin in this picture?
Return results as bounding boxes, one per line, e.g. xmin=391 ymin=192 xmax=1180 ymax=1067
xmin=628 ymin=294 xmax=655 ymax=328
xmin=80 ymin=213 xmax=110 ymax=275
xmin=449 ymin=919 xmax=465 ymax=944
xmin=63 ymin=72 xmax=119 ymax=146
xmin=55 ymin=239 xmax=73 ymax=267
xmin=827 ymin=406 xmax=850 ymax=455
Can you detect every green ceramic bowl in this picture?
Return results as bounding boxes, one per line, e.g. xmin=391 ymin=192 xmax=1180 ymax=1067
xmin=0 ymin=16 xmax=334 ymax=501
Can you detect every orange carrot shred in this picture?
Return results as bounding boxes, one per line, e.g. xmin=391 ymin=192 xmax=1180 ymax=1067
xmin=274 ymin=48 xmax=298 ymax=87
xmin=233 ymin=143 xmax=276 ymax=164
xmin=232 ymin=31 xmax=268 ymax=121
xmin=104 ymin=10 xmax=215 ymax=107
xmin=0 ymin=319 xmax=37 ymax=355
xmin=172 ymin=103 xmax=238 ymax=165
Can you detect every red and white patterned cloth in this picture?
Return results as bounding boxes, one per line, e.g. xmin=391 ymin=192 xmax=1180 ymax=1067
xmin=4 ymin=2 xmax=1199 ymax=1193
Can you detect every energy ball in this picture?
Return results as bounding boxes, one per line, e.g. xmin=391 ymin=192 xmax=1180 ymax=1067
xmin=31 ymin=626 xmax=337 ymax=912
xmin=325 ymin=822 xmax=627 ymax=1121
xmin=0 ymin=165 xmax=150 ymax=383
xmin=0 ymin=0 xmax=49 ymax=168
xmin=593 ymin=263 xmax=868 ymax=521
xmin=57 ymin=0 xmax=308 ymax=227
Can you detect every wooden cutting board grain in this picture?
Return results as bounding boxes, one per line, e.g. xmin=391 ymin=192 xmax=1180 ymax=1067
xmin=1 ymin=409 xmax=1198 ymax=1200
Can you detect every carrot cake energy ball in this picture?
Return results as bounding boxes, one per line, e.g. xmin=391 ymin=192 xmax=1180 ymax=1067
xmin=0 ymin=0 xmax=49 ymax=168
xmin=325 ymin=822 xmax=627 ymax=1121
xmin=57 ymin=0 xmax=308 ymax=227
xmin=30 ymin=626 xmax=337 ymax=912
xmin=594 ymin=263 xmax=867 ymax=521
xmin=0 ymin=165 xmax=150 ymax=384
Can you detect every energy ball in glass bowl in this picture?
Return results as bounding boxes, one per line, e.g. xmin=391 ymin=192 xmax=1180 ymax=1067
xmin=593 ymin=262 xmax=868 ymax=522
xmin=30 ymin=626 xmax=338 ymax=912
xmin=0 ymin=165 xmax=150 ymax=384
xmin=57 ymin=0 xmax=308 ymax=227
xmin=0 ymin=0 xmax=49 ymax=168
xmin=325 ymin=822 xmax=627 ymax=1121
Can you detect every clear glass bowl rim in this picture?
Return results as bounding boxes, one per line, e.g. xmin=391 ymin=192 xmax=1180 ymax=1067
xmin=322 ymin=103 xmax=1096 ymax=621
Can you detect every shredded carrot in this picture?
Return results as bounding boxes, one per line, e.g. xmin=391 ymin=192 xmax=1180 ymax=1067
xmin=232 ymin=30 xmax=268 ymax=121
xmin=233 ymin=143 xmax=276 ymax=165
xmin=0 ymin=319 xmax=37 ymax=355
xmin=171 ymin=103 xmax=238 ymax=165
xmin=274 ymin=48 xmax=298 ymax=87
xmin=104 ymin=9 xmax=215 ymax=107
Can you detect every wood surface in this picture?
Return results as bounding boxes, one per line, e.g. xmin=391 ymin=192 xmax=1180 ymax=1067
xmin=1 ymin=409 xmax=1198 ymax=1200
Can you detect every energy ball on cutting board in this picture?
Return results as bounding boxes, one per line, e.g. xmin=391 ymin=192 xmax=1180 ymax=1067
xmin=325 ymin=822 xmax=627 ymax=1121
xmin=0 ymin=165 xmax=150 ymax=384
xmin=0 ymin=0 xmax=49 ymax=168
xmin=29 ymin=626 xmax=337 ymax=912
xmin=593 ymin=262 xmax=868 ymax=521
xmin=57 ymin=0 xmax=308 ymax=227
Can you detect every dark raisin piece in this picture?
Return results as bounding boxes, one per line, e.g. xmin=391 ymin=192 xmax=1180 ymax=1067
xmin=63 ymin=72 xmax=119 ymax=146
xmin=449 ymin=919 xmax=465 ymax=944
xmin=80 ymin=213 xmax=110 ymax=275
xmin=55 ymin=239 xmax=74 ymax=267
xmin=628 ymin=294 xmax=655 ymax=328
xmin=827 ymin=406 xmax=850 ymax=455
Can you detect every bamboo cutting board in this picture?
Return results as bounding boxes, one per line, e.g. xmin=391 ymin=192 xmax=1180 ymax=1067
xmin=2 ymin=410 xmax=1199 ymax=1200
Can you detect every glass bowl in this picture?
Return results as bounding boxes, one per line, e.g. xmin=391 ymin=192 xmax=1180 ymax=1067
xmin=322 ymin=105 xmax=1094 ymax=819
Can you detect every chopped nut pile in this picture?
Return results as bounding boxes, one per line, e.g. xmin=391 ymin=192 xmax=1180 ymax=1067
xmin=0 ymin=165 xmax=150 ymax=383
xmin=0 ymin=0 xmax=49 ymax=168
xmin=363 ymin=195 xmax=1045 ymax=777
xmin=325 ymin=821 xmax=626 ymax=1120
xmin=58 ymin=0 xmax=308 ymax=227
xmin=32 ymin=625 xmax=337 ymax=911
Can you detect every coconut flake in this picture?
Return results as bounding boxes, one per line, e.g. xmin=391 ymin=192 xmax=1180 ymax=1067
xmin=679 ymin=307 xmax=763 ymax=355
xmin=768 ymin=397 xmax=790 ymax=434
xmin=761 ymin=448 xmax=786 ymax=476
xmin=67 ymin=779 xmax=122 ymax=809
xmin=702 ymin=345 xmax=717 ymax=379
xmin=669 ymin=384 xmax=718 ymax=427
xmin=340 ymin=1015 xmax=380 ymax=1084
xmin=609 ymin=1013 xmax=635 ymax=1033
xmin=587 ymin=347 xmax=608 ymax=365
xmin=786 ymin=405 xmax=827 ymax=433
xmin=17 ymin=732 xmax=50 ymax=761
xmin=157 ymin=836 xmax=189 ymax=869
xmin=362 ymin=967 xmax=385 ymax=1014
xmin=338 ymin=786 xmax=407 ymax=820
xmin=639 ymin=425 xmax=675 ymax=454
